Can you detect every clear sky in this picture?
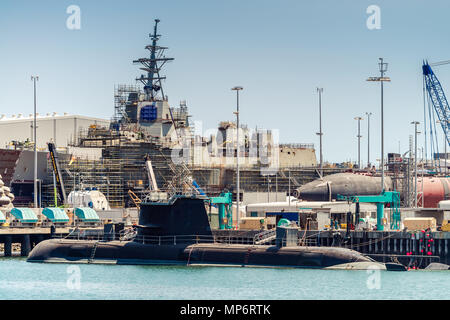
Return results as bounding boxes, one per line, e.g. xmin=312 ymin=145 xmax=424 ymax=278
xmin=1 ymin=0 xmax=449 ymax=163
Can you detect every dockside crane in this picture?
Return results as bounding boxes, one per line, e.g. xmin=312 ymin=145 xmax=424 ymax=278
xmin=48 ymin=142 xmax=67 ymax=206
xmin=337 ymin=191 xmax=401 ymax=231
xmin=422 ymin=61 xmax=450 ymax=167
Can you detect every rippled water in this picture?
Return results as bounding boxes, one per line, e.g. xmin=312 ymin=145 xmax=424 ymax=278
xmin=0 ymin=258 xmax=448 ymax=300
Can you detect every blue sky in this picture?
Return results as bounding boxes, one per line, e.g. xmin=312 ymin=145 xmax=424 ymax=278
xmin=1 ymin=0 xmax=449 ymax=163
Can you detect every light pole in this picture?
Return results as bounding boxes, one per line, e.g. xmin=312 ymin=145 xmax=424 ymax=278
xmin=365 ymin=112 xmax=372 ymax=167
xmin=31 ymin=76 xmax=39 ymax=208
xmin=231 ymin=86 xmax=243 ymax=228
xmin=367 ymin=58 xmax=390 ymax=192
xmin=288 ymin=170 xmax=291 ymax=208
xmin=411 ymin=121 xmax=420 ymax=207
xmin=437 ymin=120 xmax=448 ymax=176
xmin=316 ymin=88 xmax=323 ymax=177
xmin=354 ymin=117 xmax=363 ymax=169
xmin=421 ymin=147 xmax=424 ymax=207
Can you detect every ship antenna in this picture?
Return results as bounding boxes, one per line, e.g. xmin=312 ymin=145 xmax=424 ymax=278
xmin=133 ymin=18 xmax=174 ymax=101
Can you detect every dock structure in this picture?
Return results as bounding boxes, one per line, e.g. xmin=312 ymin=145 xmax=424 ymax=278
xmin=212 ymin=229 xmax=450 ymax=268
xmin=0 ymin=228 xmax=70 ymax=257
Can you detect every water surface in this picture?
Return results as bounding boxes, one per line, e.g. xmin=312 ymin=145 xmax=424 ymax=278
xmin=0 ymin=258 xmax=448 ymax=300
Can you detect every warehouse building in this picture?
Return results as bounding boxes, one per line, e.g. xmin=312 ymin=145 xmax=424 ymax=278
xmin=0 ymin=113 xmax=110 ymax=149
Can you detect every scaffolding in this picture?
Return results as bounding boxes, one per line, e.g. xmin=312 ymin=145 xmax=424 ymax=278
xmin=112 ymin=84 xmax=142 ymax=128
xmin=41 ymin=142 xmax=179 ymax=208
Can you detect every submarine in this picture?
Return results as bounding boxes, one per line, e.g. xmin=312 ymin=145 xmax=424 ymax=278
xmin=28 ymin=193 xmax=387 ymax=270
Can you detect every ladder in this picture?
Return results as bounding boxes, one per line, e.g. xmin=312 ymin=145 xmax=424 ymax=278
xmin=88 ymin=242 xmax=99 ymax=264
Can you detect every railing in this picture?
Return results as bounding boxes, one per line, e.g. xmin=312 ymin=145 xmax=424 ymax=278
xmin=52 ymin=232 xmax=257 ymax=245
xmin=280 ymin=143 xmax=315 ymax=149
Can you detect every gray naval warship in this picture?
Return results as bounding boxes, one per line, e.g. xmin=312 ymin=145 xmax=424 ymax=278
xmin=27 ymin=193 xmax=396 ymax=270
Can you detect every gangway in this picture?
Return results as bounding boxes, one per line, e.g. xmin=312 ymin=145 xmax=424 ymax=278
xmin=253 ymin=229 xmax=276 ymax=245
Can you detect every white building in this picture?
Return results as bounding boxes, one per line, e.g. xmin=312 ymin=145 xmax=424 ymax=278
xmin=0 ymin=113 xmax=110 ymax=149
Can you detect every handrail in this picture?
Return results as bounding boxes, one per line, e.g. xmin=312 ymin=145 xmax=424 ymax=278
xmin=52 ymin=232 xmax=258 ymax=245
xmin=253 ymin=229 xmax=276 ymax=244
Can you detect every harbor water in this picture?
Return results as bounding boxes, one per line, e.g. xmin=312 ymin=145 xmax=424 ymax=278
xmin=0 ymin=258 xmax=448 ymax=300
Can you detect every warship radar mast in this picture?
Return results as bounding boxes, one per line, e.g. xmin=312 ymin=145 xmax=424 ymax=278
xmin=133 ymin=19 xmax=174 ymax=101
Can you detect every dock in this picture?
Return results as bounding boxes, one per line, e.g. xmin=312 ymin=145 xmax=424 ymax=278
xmin=213 ymin=229 xmax=450 ymax=268
xmin=0 ymin=227 xmax=93 ymax=257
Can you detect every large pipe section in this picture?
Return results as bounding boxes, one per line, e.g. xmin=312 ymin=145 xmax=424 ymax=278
xmin=417 ymin=177 xmax=450 ymax=208
xmin=295 ymin=172 xmax=450 ymax=208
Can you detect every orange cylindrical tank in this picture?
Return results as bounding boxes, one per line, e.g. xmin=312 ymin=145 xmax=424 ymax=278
xmin=417 ymin=177 xmax=450 ymax=208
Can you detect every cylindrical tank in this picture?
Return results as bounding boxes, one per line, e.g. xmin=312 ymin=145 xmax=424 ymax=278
xmin=417 ymin=177 xmax=450 ymax=208
xmin=295 ymin=173 xmax=392 ymax=201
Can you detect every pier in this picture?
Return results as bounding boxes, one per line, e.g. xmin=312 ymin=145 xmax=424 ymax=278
xmin=213 ymin=229 xmax=450 ymax=268
xmin=0 ymin=228 xmax=70 ymax=257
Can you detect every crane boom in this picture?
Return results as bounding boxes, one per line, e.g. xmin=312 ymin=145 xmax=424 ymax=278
xmin=48 ymin=142 xmax=67 ymax=205
xmin=422 ymin=62 xmax=450 ymax=145
xmin=144 ymin=154 xmax=159 ymax=191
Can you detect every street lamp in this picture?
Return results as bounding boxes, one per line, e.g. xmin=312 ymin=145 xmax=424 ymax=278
xmin=411 ymin=121 xmax=420 ymax=208
xmin=231 ymin=86 xmax=243 ymax=228
xmin=316 ymin=88 xmax=324 ymax=177
xmin=367 ymin=58 xmax=391 ymax=192
xmin=365 ymin=112 xmax=373 ymax=167
xmin=31 ymin=76 xmax=39 ymax=208
xmin=436 ymin=120 xmax=448 ymax=176
xmin=354 ymin=116 xmax=364 ymax=169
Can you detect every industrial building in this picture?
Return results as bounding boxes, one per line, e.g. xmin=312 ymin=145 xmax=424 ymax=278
xmin=0 ymin=113 xmax=110 ymax=149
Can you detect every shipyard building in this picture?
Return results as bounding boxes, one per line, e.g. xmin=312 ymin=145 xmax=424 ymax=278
xmin=0 ymin=113 xmax=110 ymax=149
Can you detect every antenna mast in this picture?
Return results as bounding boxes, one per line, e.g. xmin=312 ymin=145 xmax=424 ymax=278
xmin=133 ymin=19 xmax=174 ymax=101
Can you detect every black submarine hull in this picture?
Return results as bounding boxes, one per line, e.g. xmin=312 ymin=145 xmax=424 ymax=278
xmin=27 ymin=238 xmax=384 ymax=270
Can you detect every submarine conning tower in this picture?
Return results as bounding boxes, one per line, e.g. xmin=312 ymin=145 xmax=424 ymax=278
xmin=135 ymin=194 xmax=213 ymax=241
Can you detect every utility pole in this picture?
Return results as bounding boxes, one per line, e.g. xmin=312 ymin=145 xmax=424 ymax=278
xmin=288 ymin=170 xmax=291 ymax=208
xmin=411 ymin=121 xmax=420 ymax=207
xmin=354 ymin=117 xmax=364 ymax=169
xmin=316 ymin=88 xmax=323 ymax=177
xmin=231 ymin=86 xmax=243 ymax=228
xmin=31 ymin=76 xmax=39 ymax=208
xmin=437 ymin=120 xmax=448 ymax=176
xmin=365 ymin=112 xmax=372 ymax=167
xmin=367 ymin=58 xmax=390 ymax=192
